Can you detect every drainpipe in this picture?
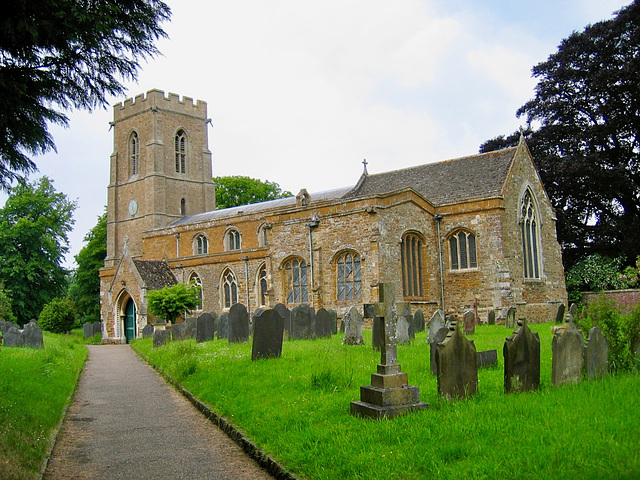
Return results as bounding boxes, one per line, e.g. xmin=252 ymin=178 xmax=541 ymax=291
xmin=435 ymin=214 xmax=445 ymax=316
xmin=243 ymin=256 xmax=250 ymax=315
xmin=305 ymin=217 xmax=320 ymax=307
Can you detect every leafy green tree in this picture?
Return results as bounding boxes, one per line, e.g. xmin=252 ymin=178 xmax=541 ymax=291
xmin=38 ymin=297 xmax=77 ymax=334
xmin=147 ymin=283 xmax=200 ymax=324
xmin=565 ymin=254 xmax=628 ymax=304
xmin=0 ymin=0 xmax=171 ymax=190
xmin=68 ymin=211 xmax=107 ymax=324
xmin=0 ymin=287 xmax=17 ymax=324
xmin=214 ymin=176 xmax=292 ymax=209
xmin=481 ymin=2 xmax=640 ymax=268
xmin=0 ymin=177 xmax=76 ymax=325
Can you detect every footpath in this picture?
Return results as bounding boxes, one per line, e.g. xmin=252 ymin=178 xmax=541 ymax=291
xmin=44 ymin=344 xmax=275 ymax=480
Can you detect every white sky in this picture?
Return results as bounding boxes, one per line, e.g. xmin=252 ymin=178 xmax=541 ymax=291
xmin=1 ymin=0 xmax=630 ymax=269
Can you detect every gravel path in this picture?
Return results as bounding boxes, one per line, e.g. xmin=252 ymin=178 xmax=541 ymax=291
xmin=44 ymin=344 xmax=275 ymax=480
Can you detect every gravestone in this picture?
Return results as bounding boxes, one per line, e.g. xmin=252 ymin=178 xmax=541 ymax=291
xmin=4 ymin=327 xmax=24 ymax=347
xmin=83 ymin=322 xmax=94 ymax=338
xmin=328 ymin=309 xmax=338 ymax=335
xmin=342 ymin=306 xmax=364 ymax=345
xmin=430 ymin=326 xmax=450 ymax=375
xmin=554 ymin=304 xmax=565 ymax=324
xmin=488 ymin=309 xmax=496 ymax=325
xmin=504 ymin=319 xmax=540 ymax=393
xmin=584 ymin=326 xmax=609 ymax=380
xmin=427 ymin=310 xmax=445 ymax=344
xmin=142 ymin=324 xmax=154 ymax=338
xmin=196 ymin=312 xmax=216 ymax=343
xmin=477 ymin=350 xmax=498 ymax=369
xmin=436 ymin=322 xmax=478 ymax=399
xmin=217 ymin=313 xmax=229 ymax=340
xmin=22 ymin=321 xmax=44 ymax=348
xmin=153 ymin=330 xmax=171 ymax=348
xmin=372 ymin=317 xmax=384 ymax=351
xmin=251 ymin=309 xmax=285 ymax=361
xmin=229 ymin=303 xmax=250 ymax=343
xmin=314 ymin=308 xmax=332 ymax=339
xmin=352 ymin=284 xmax=428 ymax=419
xmin=569 ymin=303 xmax=578 ymax=318
xmin=274 ymin=303 xmax=291 ymax=333
xmin=463 ymin=310 xmax=475 ymax=335
xmin=185 ymin=317 xmax=198 ymax=339
xmin=505 ymin=307 xmax=516 ymax=328
xmin=0 ymin=320 xmax=19 ymax=336
xmin=396 ymin=304 xmax=413 ymax=344
xmin=93 ymin=322 xmax=101 ymax=336
xmin=552 ymin=321 xmax=584 ymax=386
xmin=172 ymin=322 xmax=188 ymax=341
xmin=413 ymin=309 xmax=425 ymax=333
xmin=291 ymin=304 xmax=315 ymax=340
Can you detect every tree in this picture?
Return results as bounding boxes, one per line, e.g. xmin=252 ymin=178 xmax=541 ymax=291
xmin=481 ymin=2 xmax=640 ymax=269
xmin=147 ymin=283 xmax=200 ymax=324
xmin=0 ymin=287 xmax=17 ymax=324
xmin=0 ymin=177 xmax=76 ymax=325
xmin=38 ymin=297 xmax=77 ymax=334
xmin=68 ymin=211 xmax=107 ymax=324
xmin=565 ymin=254 xmax=628 ymax=303
xmin=214 ymin=176 xmax=293 ymax=209
xmin=0 ymin=0 xmax=171 ymax=190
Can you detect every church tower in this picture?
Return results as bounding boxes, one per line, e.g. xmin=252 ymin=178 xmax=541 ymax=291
xmin=104 ymin=90 xmax=216 ymax=267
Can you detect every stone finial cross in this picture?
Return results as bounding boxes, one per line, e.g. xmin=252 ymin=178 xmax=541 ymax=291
xmin=364 ymin=283 xmax=406 ymax=367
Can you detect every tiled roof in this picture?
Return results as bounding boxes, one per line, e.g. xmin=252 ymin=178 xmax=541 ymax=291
xmin=133 ymin=259 xmax=177 ymax=290
xmin=345 ymin=147 xmax=517 ymax=205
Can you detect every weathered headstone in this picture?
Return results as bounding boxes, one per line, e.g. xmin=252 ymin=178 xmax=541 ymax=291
xmin=4 ymin=327 xmax=24 ymax=347
xmin=504 ymin=319 xmax=540 ymax=393
xmin=488 ymin=309 xmax=496 ymax=325
xmin=396 ymin=304 xmax=413 ymax=344
xmin=0 ymin=320 xmax=19 ymax=336
xmin=463 ymin=309 xmax=475 ymax=335
xmin=314 ymin=308 xmax=332 ymax=339
xmin=552 ymin=321 xmax=584 ymax=386
xmin=172 ymin=322 xmax=188 ymax=341
xmin=554 ymin=304 xmax=566 ymax=324
xmin=351 ymin=283 xmax=429 ymax=419
xmin=217 ymin=312 xmax=229 ymax=340
xmin=436 ymin=321 xmax=478 ymax=400
xmin=229 ymin=303 xmax=250 ymax=343
xmin=251 ymin=309 xmax=284 ymax=361
xmin=342 ymin=306 xmax=364 ymax=345
xmin=584 ymin=326 xmax=609 ymax=380
xmin=477 ymin=350 xmax=498 ymax=369
xmin=413 ymin=309 xmax=425 ymax=333
xmin=505 ymin=307 xmax=516 ymax=328
xmin=196 ymin=312 xmax=216 ymax=343
xmin=142 ymin=324 xmax=154 ymax=338
xmin=327 ymin=309 xmax=338 ymax=335
xmin=93 ymin=321 xmax=102 ymax=336
xmin=153 ymin=329 xmax=171 ymax=348
xmin=430 ymin=326 xmax=449 ymax=375
xmin=427 ymin=310 xmax=445 ymax=344
xmin=274 ymin=303 xmax=291 ymax=333
xmin=291 ymin=304 xmax=315 ymax=340
xmin=185 ymin=317 xmax=198 ymax=339
xmin=22 ymin=321 xmax=43 ymax=348
xmin=569 ymin=303 xmax=578 ymax=318
xmin=83 ymin=322 xmax=94 ymax=338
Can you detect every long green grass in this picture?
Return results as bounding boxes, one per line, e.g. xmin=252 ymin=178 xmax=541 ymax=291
xmin=133 ymin=324 xmax=640 ymax=479
xmin=0 ymin=333 xmax=88 ymax=480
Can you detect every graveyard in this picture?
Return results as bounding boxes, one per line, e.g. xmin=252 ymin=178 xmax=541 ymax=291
xmin=132 ymin=316 xmax=640 ymax=480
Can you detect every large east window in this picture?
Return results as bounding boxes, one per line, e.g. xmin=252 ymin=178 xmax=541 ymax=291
xmin=401 ymin=233 xmax=424 ymax=297
xmin=284 ymin=257 xmax=309 ymax=304
xmin=521 ymin=189 xmax=541 ymax=279
xmin=336 ymin=251 xmax=362 ymax=301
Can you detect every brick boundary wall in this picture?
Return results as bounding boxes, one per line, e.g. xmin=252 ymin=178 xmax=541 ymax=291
xmin=581 ymin=289 xmax=640 ymax=314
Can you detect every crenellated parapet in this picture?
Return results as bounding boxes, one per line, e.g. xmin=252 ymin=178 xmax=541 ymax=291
xmin=113 ymin=89 xmax=207 ymax=122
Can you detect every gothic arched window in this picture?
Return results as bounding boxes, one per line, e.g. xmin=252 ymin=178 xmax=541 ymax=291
xmin=401 ymin=233 xmax=424 ymax=298
xmin=521 ymin=189 xmax=541 ymax=279
xmin=258 ymin=264 xmax=268 ymax=307
xmin=449 ymin=230 xmax=477 ymax=270
xmin=336 ymin=251 xmax=362 ymax=301
xmin=189 ymin=272 xmax=203 ymax=310
xmin=130 ymin=131 xmax=139 ymax=176
xmin=221 ymin=269 xmax=238 ymax=309
xmin=194 ymin=234 xmax=208 ymax=255
xmin=174 ymin=129 xmax=186 ymax=174
xmin=284 ymin=257 xmax=309 ymax=305
xmin=225 ymin=229 xmax=241 ymax=251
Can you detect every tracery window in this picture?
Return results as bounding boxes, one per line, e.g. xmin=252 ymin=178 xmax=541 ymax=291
xmin=226 ymin=229 xmax=241 ymax=251
xmin=284 ymin=257 xmax=309 ymax=304
xmin=401 ymin=233 xmax=424 ymax=297
xmin=174 ymin=129 xmax=186 ymax=174
xmin=449 ymin=231 xmax=477 ymax=270
xmin=336 ymin=251 xmax=362 ymax=301
xmin=258 ymin=264 xmax=268 ymax=307
xmin=130 ymin=131 xmax=139 ymax=175
xmin=194 ymin=234 xmax=208 ymax=255
xmin=258 ymin=224 xmax=268 ymax=247
xmin=189 ymin=273 xmax=203 ymax=310
xmin=222 ymin=269 xmax=238 ymax=309
xmin=521 ymin=189 xmax=541 ymax=279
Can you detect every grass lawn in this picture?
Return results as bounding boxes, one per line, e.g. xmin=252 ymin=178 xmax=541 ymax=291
xmin=0 ymin=332 xmax=88 ymax=480
xmin=133 ymin=323 xmax=640 ymax=480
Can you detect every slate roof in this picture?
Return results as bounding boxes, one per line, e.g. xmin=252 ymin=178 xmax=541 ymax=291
xmin=345 ymin=147 xmax=517 ymax=206
xmin=133 ymin=259 xmax=177 ymax=290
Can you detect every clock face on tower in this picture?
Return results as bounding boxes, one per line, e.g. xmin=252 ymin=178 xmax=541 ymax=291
xmin=128 ymin=199 xmax=138 ymax=216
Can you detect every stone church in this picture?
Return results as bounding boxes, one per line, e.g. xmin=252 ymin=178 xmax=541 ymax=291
xmin=99 ymin=89 xmax=567 ymax=343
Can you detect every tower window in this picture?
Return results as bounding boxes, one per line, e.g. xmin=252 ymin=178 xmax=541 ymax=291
xmin=130 ymin=131 xmax=139 ymax=176
xmin=175 ymin=129 xmax=186 ymax=174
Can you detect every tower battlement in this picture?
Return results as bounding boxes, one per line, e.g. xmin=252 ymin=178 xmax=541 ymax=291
xmin=113 ymin=89 xmax=207 ymax=121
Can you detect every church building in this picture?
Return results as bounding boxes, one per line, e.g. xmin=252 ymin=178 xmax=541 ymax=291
xmin=99 ymin=90 xmax=567 ymax=343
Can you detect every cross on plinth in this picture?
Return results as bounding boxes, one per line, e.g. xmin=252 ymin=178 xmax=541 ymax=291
xmin=351 ymin=283 xmax=429 ymax=419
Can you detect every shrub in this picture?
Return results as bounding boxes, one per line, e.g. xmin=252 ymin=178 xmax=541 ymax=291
xmin=38 ymin=298 xmax=77 ymax=333
xmin=0 ymin=289 xmax=17 ymax=324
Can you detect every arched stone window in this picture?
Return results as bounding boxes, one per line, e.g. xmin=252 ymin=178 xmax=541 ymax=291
xmin=257 ymin=264 xmax=268 ymax=307
xmin=221 ymin=269 xmax=238 ymax=309
xmin=257 ymin=224 xmax=269 ymax=247
xmin=193 ymin=233 xmax=208 ymax=255
xmin=284 ymin=257 xmax=309 ymax=305
xmin=449 ymin=230 xmax=477 ymax=270
xmin=174 ymin=129 xmax=186 ymax=174
xmin=189 ymin=272 xmax=203 ymax=310
xmin=180 ymin=198 xmax=186 ymax=216
xmin=225 ymin=228 xmax=241 ymax=251
xmin=521 ymin=189 xmax=541 ymax=279
xmin=129 ymin=131 xmax=139 ymax=176
xmin=336 ymin=251 xmax=362 ymax=301
xmin=401 ymin=232 xmax=424 ymax=298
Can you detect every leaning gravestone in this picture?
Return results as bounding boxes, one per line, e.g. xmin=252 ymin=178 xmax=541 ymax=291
xmin=427 ymin=310 xmax=445 ymax=344
xmin=505 ymin=307 xmax=516 ymax=328
xmin=396 ymin=304 xmax=413 ymax=344
xmin=488 ymin=309 xmax=496 ymax=325
xmin=342 ymin=306 xmax=364 ymax=345
xmin=251 ymin=309 xmax=285 ymax=361
xmin=584 ymin=326 xmax=609 ymax=380
xmin=436 ymin=321 xmax=478 ymax=400
xmin=554 ymin=304 xmax=566 ymax=324
xmin=463 ymin=310 xmax=475 ymax=335
xmin=22 ymin=321 xmax=44 ymax=348
xmin=196 ymin=312 xmax=216 ymax=343
xmin=83 ymin=322 xmax=94 ymax=338
xmin=229 ymin=303 xmax=250 ymax=343
xmin=477 ymin=350 xmax=498 ymax=369
xmin=153 ymin=330 xmax=171 ymax=348
xmin=504 ymin=319 xmax=540 ymax=393
xmin=142 ymin=324 xmax=154 ymax=338
xmin=552 ymin=321 xmax=584 ymax=386
xmin=314 ymin=308 xmax=332 ymax=339
xmin=291 ymin=304 xmax=315 ymax=340
xmin=274 ymin=303 xmax=291 ymax=334
xmin=413 ymin=309 xmax=425 ymax=333
xmin=430 ymin=326 xmax=450 ymax=375
xmin=4 ymin=327 xmax=24 ymax=347
xmin=217 ymin=313 xmax=229 ymax=340
xmin=171 ymin=322 xmax=188 ymax=341
xmin=328 ymin=309 xmax=338 ymax=335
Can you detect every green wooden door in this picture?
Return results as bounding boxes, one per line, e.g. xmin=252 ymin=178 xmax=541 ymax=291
xmin=124 ymin=299 xmax=136 ymax=343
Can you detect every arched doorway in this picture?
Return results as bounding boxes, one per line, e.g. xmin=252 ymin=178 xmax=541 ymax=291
xmin=124 ymin=298 xmax=136 ymax=343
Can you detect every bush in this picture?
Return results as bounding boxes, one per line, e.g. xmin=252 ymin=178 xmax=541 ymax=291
xmin=0 ymin=289 xmax=17 ymax=324
xmin=38 ymin=298 xmax=77 ymax=333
